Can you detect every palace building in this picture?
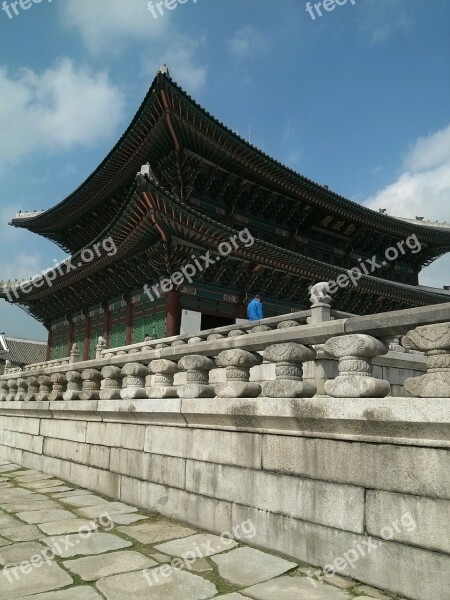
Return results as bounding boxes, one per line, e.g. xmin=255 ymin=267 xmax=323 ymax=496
xmin=2 ymin=67 xmax=450 ymax=360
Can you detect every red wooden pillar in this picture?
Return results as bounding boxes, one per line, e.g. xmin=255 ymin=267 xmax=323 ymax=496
xmin=46 ymin=328 xmax=52 ymax=362
xmin=236 ymin=302 xmax=246 ymax=320
xmin=83 ymin=313 xmax=91 ymax=361
xmin=67 ymin=320 xmax=74 ymax=356
xmin=103 ymin=304 xmax=111 ymax=347
xmin=166 ymin=291 xmax=181 ymax=337
xmin=126 ymin=299 xmax=133 ymax=346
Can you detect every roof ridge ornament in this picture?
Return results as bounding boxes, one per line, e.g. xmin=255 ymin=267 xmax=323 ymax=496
xmin=159 ymin=64 xmax=171 ymax=78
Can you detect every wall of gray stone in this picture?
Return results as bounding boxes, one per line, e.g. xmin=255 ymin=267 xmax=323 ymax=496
xmin=0 ymin=400 xmax=447 ymax=600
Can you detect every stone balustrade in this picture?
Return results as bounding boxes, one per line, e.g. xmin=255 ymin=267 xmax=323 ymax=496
xmin=1 ymin=299 xmax=449 ymax=402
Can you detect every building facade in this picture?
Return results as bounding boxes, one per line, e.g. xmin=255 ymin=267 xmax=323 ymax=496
xmin=2 ymin=67 xmax=450 ymax=360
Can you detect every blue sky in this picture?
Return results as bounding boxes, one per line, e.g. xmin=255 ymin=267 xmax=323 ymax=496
xmin=0 ymin=0 xmax=449 ymax=340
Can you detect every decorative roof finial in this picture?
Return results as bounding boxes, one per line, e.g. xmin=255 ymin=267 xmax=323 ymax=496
xmin=159 ymin=64 xmax=171 ymax=77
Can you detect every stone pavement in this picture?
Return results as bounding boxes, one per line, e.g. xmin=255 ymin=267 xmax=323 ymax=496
xmin=0 ymin=460 xmax=401 ymax=599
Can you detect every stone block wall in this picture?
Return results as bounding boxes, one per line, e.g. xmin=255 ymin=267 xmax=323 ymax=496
xmin=0 ymin=397 xmax=448 ymax=600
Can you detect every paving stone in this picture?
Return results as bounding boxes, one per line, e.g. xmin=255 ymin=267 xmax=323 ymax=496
xmin=5 ymin=469 xmax=40 ymax=477
xmin=51 ymin=489 xmax=87 ymax=498
xmin=0 ymin=514 xmax=21 ymax=529
xmin=219 ymin=595 xmax=249 ymax=600
xmin=15 ymin=474 xmax=55 ymax=484
xmin=117 ymin=520 xmax=196 ymax=544
xmin=51 ymin=490 xmax=88 ymax=498
xmin=60 ymin=494 xmax=111 ymax=508
xmin=20 ymin=587 xmax=103 ymax=599
xmin=96 ymin=568 xmax=217 ymax=600
xmin=64 ymin=550 xmax=157 ymax=581
xmin=16 ymin=509 xmax=76 ymax=525
xmin=0 ymin=525 xmax=42 ymax=542
xmin=149 ymin=552 xmax=172 ymax=563
xmin=324 ymin=574 xmax=355 ymax=589
xmin=0 ymin=561 xmax=73 ymax=599
xmin=43 ymin=532 xmax=132 ymax=558
xmin=106 ymin=513 xmax=147 ymax=525
xmin=77 ymin=502 xmax=138 ymax=519
xmin=155 ymin=533 xmax=238 ymax=558
xmin=0 ymin=541 xmax=45 ymax=567
xmin=3 ymin=501 xmax=60 ymax=513
xmin=211 ymin=547 xmax=296 ymax=587
xmin=38 ymin=519 xmax=98 ymax=536
xmin=0 ymin=536 xmax=11 ymax=548
xmin=21 ymin=480 xmax=66 ymax=490
xmin=242 ymin=576 xmax=352 ymax=600
xmin=190 ymin=558 xmax=213 ymax=572
xmin=38 ymin=486 xmax=73 ymax=494
xmin=354 ymin=586 xmax=393 ymax=599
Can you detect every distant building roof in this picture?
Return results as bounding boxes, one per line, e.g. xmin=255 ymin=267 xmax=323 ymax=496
xmin=0 ymin=334 xmax=46 ymax=366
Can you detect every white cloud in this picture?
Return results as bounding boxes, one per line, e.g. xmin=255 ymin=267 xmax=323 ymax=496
xmin=229 ymin=26 xmax=269 ymax=59
xmin=141 ymin=36 xmax=208 ymax=93
xmin=356 ymin=0 xmax=415 ymax=45
xmin=60 ymin=0 xmax=207 ymax=92
xmin=60 ymin=0 xmax=169 ymax=55
xmin=365 ymin=123 xmax=450 ymax=288
xmin=0 ymin=59 xmax=125 ymax=165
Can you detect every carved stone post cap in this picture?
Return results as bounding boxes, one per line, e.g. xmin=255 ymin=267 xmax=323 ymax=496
xmin=37 ymin=375 xmax=52 ymax=385
xmin=50 ymin=373 xmax=66 ymax=383
xmin=155 ymin=343 xmax=169 ymax=349
xmin=26 ymin=376 xmax=39 ymax=384
xmin=7 ymin=379 xmax=18 ymax=387
xmin=310 ymin=282 xmax=332 ymax=307
xmin=277 ymin=320 xmax=299 ymax=329
xmin=324 ymin=334 xmax=389 ymax=358
xmin=207 ymin=333 xmax=225 ymax=341
xmin=66 ymin=371 xmax=81 ymax=382
xmin=18 ymin=378 xmax=28 ymax=386
xmin=178 ymin=355 xmax=215 ymax=372
xmin=101 ymin=365 xmax=123 ymax=378
xmin=121 ymin=363 xmax=148 ymax=377
xmin=264 ymin=342 xmax=316 ymax=364
xmin=171 ymin=340 xmax=187 ymax=347
xmin=402 ymin=322 xmax=450 ymax=352
xmin=216 ymin=349 xmax=263 ymax=368
xmin=188 ymin=337 xmax=204 ymax=345
xmin=150 ymin=359 xmax=178 ymax=374
xmin=251 ymin=325 xmax=272 ymax=333
xmin=81 ymin=369 xmax=102 ymax=381
xmin=228 ymin=330 xmax=246 ymax=337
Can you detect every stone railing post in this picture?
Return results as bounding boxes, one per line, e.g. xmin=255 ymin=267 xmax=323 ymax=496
xmin=36 ymin=375 xmax=52 ymax=401
xmin=25 ymin=377 xmax=39 ymax=402
xmin=80 ymin=369 xmax=102 ymax=401
xmin=96 ymin=337 xmax=107 ymax=359
xmin=120 ymin=363 xmax=148 ymax=400
xmin=16 ymin=378 xmax=28 ymax=402
xmin=100 ymin=366 xmax=123 ymax=400
xmin=309 ymin=282 xmax=332 ymax=324
xmin=0 ymin=380 xmax=8 ymax=402
xmin=6 ymin=378 xmax=18 ymax=401
xmin=402 ymin=323 xmax=450 ymax=397
xmin=178 ymin=355 xmax=215 ymax=398
xmin=63 ymin=371 xmax=82 ymax=401
xmin=69 ymin=343 xmax=81 ymax=364
xmin=49 ymin=373 xmax=67 ymax=401
xmin=148 ymin=359 xmax=178 ymax=398
xmin=324 ymin=334 xmax=390 ymax=397
xmin=215 ymin=349 xmax=263 ymax=398
xmin=263 ymin=343 xmax=316 ymax=398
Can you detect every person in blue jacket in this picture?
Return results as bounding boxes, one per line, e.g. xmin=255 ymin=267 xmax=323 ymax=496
xmin=247 ymin=294 xmax=263 ymax=321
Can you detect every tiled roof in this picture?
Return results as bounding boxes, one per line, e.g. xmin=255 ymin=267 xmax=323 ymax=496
xmin=0 ymin=335 xmax=46 ymax=366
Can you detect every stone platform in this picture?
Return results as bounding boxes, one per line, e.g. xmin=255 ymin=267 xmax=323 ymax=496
xmin=0 ymin=460 xmax=397 ymax=600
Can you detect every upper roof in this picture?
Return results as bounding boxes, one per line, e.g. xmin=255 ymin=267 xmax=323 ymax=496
xmin=10 ymin=67 xmax=450 ymax=255
xmin=0 ymin=334 xmax=47 ymax=365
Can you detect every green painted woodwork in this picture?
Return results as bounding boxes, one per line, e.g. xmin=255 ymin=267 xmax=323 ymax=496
xmin=109 ymin=323 xmax=127 ymax=349
xmin=133 ymin=313 xmax=166 ymax=343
